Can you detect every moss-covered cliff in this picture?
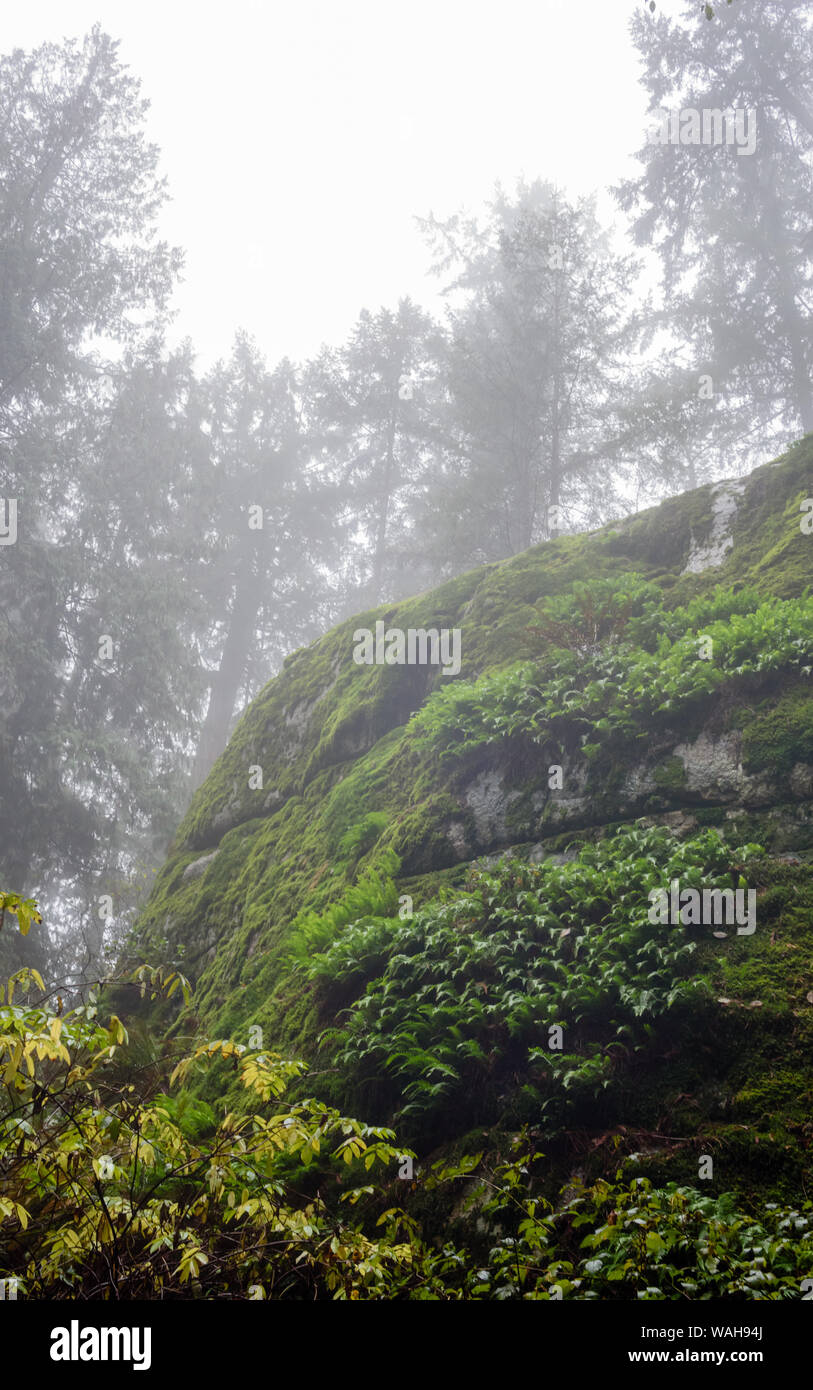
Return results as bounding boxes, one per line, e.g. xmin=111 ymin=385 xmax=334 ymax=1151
xmin=132 ymin=437 xmax=813 ymax=1236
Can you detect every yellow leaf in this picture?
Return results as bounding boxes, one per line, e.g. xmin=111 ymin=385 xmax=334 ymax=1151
xmin=3 ymin=1042 xmax=21 ymax=1085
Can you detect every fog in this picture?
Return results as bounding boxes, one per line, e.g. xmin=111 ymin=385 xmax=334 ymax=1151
xmin=0 ymin=0 xmax=812 ymax=1330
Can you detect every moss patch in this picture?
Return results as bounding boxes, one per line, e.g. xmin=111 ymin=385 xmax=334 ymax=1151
xmin=128 ymin=437 xmax=813 ymax=1225
xmin=740 ymin=683 xmax=813 ymax=775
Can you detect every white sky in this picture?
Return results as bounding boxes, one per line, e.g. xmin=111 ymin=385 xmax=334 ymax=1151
xmin=1 ymin=0 xmax=690 ymax=370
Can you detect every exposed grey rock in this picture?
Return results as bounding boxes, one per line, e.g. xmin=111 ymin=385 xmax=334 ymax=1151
xmin=682 ymin=478 xmax=746 ymax=574
xmin=790 ymin=763 xmax=813 ymax=798
xmin=446 ymin=820 xmax=469 ymax=856
xmin=182 ymin=849 xmax=221 ymax=881
xmin=212 ymin=784 xmax=245 ymax=835
xmin=622 ymin=762 xmax=658 ymax=800
xmin=672 ymin=730 xmax=743 ymax=799
xmin=657 ymin=810 xmax=699 ymax=835
xmin=464 ymin=769 xmax=522 ymax=843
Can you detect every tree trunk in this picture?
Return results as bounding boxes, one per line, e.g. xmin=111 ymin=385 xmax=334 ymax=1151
xmin=191 ymin=550 xmax=261 ymax=789
xmin=368 ymin=391 xmax=399 ymax=604
xmin=548 ymin=254 xmax=564 ymax=540
xmin=741 ymin=158 xmax=813 ymax=435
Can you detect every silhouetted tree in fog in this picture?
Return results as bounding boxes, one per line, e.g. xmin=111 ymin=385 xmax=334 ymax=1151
xmin=416 ymin=180 xmax=639 ymax=572
xmin=617 ymin=0 xmax=813 ymax=463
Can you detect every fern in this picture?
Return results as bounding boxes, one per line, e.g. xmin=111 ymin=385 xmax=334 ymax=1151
xmin=316 ymin=826 xmax=765 ymax=1128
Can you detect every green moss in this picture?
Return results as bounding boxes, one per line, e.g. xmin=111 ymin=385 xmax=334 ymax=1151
xmin=126 ymin=437 xmax=813 ymax=1223
xmin=731 ymin=1070 xmax=813 ymax=1120
xmin=652 ymin=756 xmax=689 ymax=791
xmin=740 ymin=684 xmax=813 ymax=775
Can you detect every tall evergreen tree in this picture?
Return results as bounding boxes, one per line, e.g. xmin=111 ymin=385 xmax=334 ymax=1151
xmin=0 ymin=29 xmax=188 ymax=975
xmin=616 ymin=0 xmax=813 ymax=463
xmin=417 ymin=181 xmax=639 ymax=572
xmin=190 ymin=336 xmax=340 ymax=787
xmin=304 ymin=300 xmax=445 ymax=606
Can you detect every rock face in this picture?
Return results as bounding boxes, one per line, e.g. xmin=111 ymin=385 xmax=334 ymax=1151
xmin=135 ymin=440 xmax=813 ymax=1046
xmin=682 ymin=478 xmax=747 ymax=574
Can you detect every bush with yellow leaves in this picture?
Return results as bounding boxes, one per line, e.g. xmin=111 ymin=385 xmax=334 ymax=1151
xmin=0 ymin=942 xmax=457 ymax=1299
